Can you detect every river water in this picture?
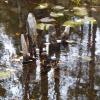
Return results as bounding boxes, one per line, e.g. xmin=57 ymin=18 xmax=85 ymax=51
xmin=0 ymin=1 xmax=100 ymax=100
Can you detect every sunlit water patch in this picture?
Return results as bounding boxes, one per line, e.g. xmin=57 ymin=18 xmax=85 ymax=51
xmin=0 ymin=24 xmax=23 ymax=100
xmin=0 ymin=13 xmax=100 ymax=100
xmin=48 ymin=68 xmax=55 ymax=100
xmin=58 ymin=21 xmax=99 ymax=100
xmin=0 ymin=24 xmax=16 ymax=66
xmin=95 ymin=28 xmax=100 ymax=55
xmin=36 ymin=59 xmax=41 ymax=81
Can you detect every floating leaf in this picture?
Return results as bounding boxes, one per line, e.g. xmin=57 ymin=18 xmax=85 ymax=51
xmin=63 ymin=20 xmax=75 ymax=27
xmin=75 ymin=19 xmax=84 ymax=25
xmin=86 ymin=17 xmax=97 ymax=24
xmin=81 ymin=56 xmax=92 ymax=61
xmin=91 ymin=7 xmax=97 ymax=12
xmin=52 ymin=5 xmax=64 ymax=11
xmin=35 ymin=3 xmax=49 ymax=9
xmin=50 ymin=12 xmax=64 ymax=18
xmin=73 ymin=7 xmax=88 ymax=17
xmin=63 ymin=19 xmax=83 ymax=27
xmin=37 ymin=23 xmax=53 ymax=30
xmin=76 ymin=56 xmax=92 ymax=61
xmin=0 ymin=71 xmax=10 ymax=79
xmin=73 ymin=55 xmax=92 ymax=62
xmin=64 ymin=9 xmax=69 ymax=12
xmin=63 ymin=9 xmax=70 ymax=14
xmin=39 ymin=17 xmax=56 ymax=23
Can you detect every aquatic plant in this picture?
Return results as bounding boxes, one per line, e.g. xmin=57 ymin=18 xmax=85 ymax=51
xmin=86 ymin=17 xmax=97 ymax=24
xmin=62 ymin=19 xmax=83 ymax=28
xmin=37 ymin=23 xmax=54 ymax=30
xmin=52 ymin=5 xmax=64 ymax=12
xmin=0 ymin=71 xmax=10 ymax=79
xmin=73 ymin=7 xmax=88 ymax=17
xmin=39 ymin=17 xmax=56 ymax=23
xmin=35 ymin=3 xmax=49 ymax=10
xmin=50 ymin=12 xmax=64 ymax=18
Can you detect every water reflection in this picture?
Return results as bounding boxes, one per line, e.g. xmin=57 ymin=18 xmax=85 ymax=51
xmin=1 ymin=22 xmax=100 ymax=100
xmin=54 ymin=67 xmax=60 ymax=100
xmin=0 ymin=1 xmax=100 ymax=100
xmin=87 ymin=24 xmax=97 ymax=100
xmin=41 ymin=64 xmax=48 ymax=100
xmin=22 ymin=60 xmax=36 ymax=100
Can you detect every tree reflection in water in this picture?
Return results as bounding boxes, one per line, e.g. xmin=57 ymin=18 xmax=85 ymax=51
xmin=22 ymin=60 xmax=36 ymax=100
xmin=0 ymin=0 xmax=100 ymax=100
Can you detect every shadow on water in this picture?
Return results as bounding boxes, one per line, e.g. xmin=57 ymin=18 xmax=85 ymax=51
xmin=22 ymin=61 xmax=37 ymax=100
xmin=0 ymin=1 xmax=100 ymax=100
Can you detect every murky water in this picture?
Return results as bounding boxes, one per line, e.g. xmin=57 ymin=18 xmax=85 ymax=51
xmin=0 ymin=1 xmax=100 ymax=100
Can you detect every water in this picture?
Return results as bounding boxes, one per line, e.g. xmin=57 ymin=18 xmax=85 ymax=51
xmin=21 ymin=34 xmax=29 ymax=57
xmin=0 ymin=2 xmax=100 ymax=100
xmin=27 ymin=13 xmax=37 ymax=44
xmin=0 ymin=24 xmax=16 ymax=66
xmin=0 ymin=24 xmax=23 ymax=100
xmin=27 ymin=13 xmax=37 ymax=35
xmin=0 ymin=19 xmax=100 ymax=100
xmin=95 ymin=28 xmax=100 ymax=55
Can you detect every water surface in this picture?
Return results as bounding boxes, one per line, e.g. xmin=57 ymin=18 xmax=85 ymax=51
xmin=0 ymin=1 xmax=100 ymax=100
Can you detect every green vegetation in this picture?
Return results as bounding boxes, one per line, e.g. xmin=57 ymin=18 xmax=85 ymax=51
xmin=0 ymin=71 xmax=10 ymax=79
xmin=50 ymin=12 xmax=64 ymax=18
xmin=63 ymin=19 xmax=83 ymax=28
xmin=39 ymin=17 xmax=56 ymax=23
xmin=37 ymin=23 xmax=54 ymax=30
xmin=87 ymin=17 xmax=97 ymax=24
xmin=73 ymin=7 xmax=88 ymax=17
xmin=35 ymin=3 xmax=49 ymax=9
xmin=52 ymin=5 xmax=64 ymax=12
